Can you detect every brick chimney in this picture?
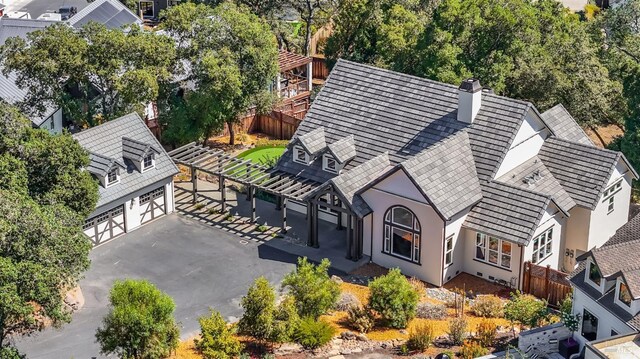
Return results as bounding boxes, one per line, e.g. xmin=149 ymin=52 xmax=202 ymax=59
xmin=457 ymin=78 xmax=482 ymax=124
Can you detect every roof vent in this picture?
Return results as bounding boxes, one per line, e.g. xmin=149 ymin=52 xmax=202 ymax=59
xmin=457 ymin=78 xmax=482 ymax=124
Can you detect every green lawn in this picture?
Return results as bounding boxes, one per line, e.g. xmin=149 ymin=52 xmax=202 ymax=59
xmin=237 ymin=145 xmax=286 ymax=166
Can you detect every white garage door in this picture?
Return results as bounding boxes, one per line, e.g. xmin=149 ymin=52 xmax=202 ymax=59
xmin=140 ymin=186 xmax=166 ymax=225
xmin=83 ymin=205 xmax=125 ymax=246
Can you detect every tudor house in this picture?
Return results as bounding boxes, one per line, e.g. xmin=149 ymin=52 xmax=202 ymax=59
xmin=569 ymin=213 xmax=640 ymax=357
xmin=74 ymin=113 xmax=179 ymax=245
xmin=273 ymin=59 xmax=637 ymax=289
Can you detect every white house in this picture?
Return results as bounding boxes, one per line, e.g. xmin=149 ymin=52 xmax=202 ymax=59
xmin=273 ymin=60 xmax=637 ymax=290
xmin=568 ymin=213 xmax=640 ymax=357
xmin=73 ymin=113 xmax=179 ymax=245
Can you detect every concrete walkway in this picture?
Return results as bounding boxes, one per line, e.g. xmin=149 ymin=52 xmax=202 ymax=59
xmin=175 ymin=179 xmax=370 ymax=273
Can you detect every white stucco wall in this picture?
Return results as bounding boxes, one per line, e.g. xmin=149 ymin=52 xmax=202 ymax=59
xmin=442 ymin=211 xmax=468 ymax=284
xmin=90 ymin=177 xmax=175 ymax=232
xmin=572 ymin=286 xmax=636 ymax=349
xmin=494 ymin=111 xmax=550 ymax=178
xmin=587 ymin=161 xmax=633 ymax=250
xmin=522 ymin=207 xmax=565 ymax=271
xmin=360 ymin=169 xmax=445 ymax=286
xmin=564 ymin=206 xmax=591 ymax=270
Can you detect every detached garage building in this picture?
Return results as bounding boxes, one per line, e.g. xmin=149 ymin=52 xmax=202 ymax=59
xmin=74 ymin=113 xmax=179 ymax=245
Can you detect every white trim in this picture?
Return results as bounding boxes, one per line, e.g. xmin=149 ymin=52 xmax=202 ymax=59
xmin=105 ymin=168 xmax=120 ymax=187
xmin=614 ymin=277 xmax=634 ymax=315
xmin=585 ymin=258 xmax=604 ymax=293
xmin=444 ymin=235 xmax=453 ymax=267
xmin=579 ymin=306 xmax=600 ymax=342
xmin=142 ymin=154 xmax=155 ymax=172
xmin=293 ymin=145 xmax=309 ymax=165
xmin=322 ymin=154 xmax=338 ymax=173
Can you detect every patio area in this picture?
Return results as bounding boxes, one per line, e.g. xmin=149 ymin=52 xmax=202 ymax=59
xmin=174 ymin=179 xmax=370 ymax=273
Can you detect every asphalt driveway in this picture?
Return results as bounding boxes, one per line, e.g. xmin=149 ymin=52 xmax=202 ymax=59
xmin=15 ymin=214 xmax=298 ymax=359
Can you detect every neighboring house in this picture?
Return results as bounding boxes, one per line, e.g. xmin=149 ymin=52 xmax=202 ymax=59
xmin=276 ymin=49 xmax=313 ymax=119
xmin=274 ymin=60 xmax=637 ymax=289
xmin=73 ymin=113 xmax=179 ymax=246
xmin=137 ymin=0 xmax=182 ymax=20
xmin=569 ymin=213 xmax=640 ymax=357
xmin=68 ymin=0 xmax=143 ymax=30
xmin=0 ymin=17 xmax=63 ymax=133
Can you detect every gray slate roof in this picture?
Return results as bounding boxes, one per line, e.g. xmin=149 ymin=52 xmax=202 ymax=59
xmin=541 ymin=104 xmax=594 ymax=146
xmin=538 ymin=138 xmax=629 ymax=209
xmin=321 ymin=153 xmax=392 ymax=217
xmin=122 ymin=137 xmax=160 ymax=162
xmin=68 ymin=0 xmax=142 ymax=29
xmin=463 ymin=181 xmax=562 ymax=245
xmin=497 ymin=156 xmax=577 ymax=213
xmin=400 ymin=131 xmax=482 ymax=220
xmin=73 ymin=113 xmax=179 ymax=210
xmin=296 ymin=127 xmax=326 ymax=155
xmin=326 ymin=135 xmax=356 ymax=164
xmin=87 ymin=152 xmax=126 ymax=177
xmin=0 ymin=18 xmax=59 ymax=126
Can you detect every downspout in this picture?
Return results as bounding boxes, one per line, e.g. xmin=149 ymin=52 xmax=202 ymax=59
xmin=518 ymin=244 xmax=525 ymax=290
xmin=369 ymin=213 xmax=373 ymax=263
xmin=440 ymin=219 xmax=446 ymax=287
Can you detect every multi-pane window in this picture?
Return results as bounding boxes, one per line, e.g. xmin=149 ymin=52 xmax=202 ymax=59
xmin=581 ymin=309 xmax=599 ymax=341
xmin=143 ymin=154 xmax=154 ymax=170
xmin=293 ymin=146 xmax=308 ymax=164
xmin=603 ymin=180 xmax=622 ymax=214
xmin=618 ymin=281 xmax=632 ymax=307
xmin=588 ymin=261 xmax=602 ymax=286
xmin=140 ymin=187 xmax=164 ymax=205
xmin=532 ymin=227 xmax=553 ymax=264
xmin=139 ymin=1 xmax=154 ymax=17
xmin=383 ymin=206 xmax=421 ymax=263
xmin=444 ymin=236 xmax=453 ymax=266
xmin=475 ymin=233 xmax=512 ymax=269
xmin=107 ymin=168 xmax=119 ymax=186
xmin=323 ymin=154 xmax=338 ymax=173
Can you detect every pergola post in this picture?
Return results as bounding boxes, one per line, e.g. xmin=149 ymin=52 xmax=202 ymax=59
xmin=220 ymin=177 xmax=227 ymax=213
xmin=191 ymin=165 xmax=198 ymax=204
xmin=334 ymin=196 xmax=342 ymax=230
xmin=352 ymin=218 xmax=362 ymax=261
xmin=306 ymin=203 xmax=313 ymax=246
xmin=275 ymin=196 xmax=282 ymax=211
xmin=250 ymin=186 xmax=256 ymax=223
xmin=346 ymin=214 xmax=353 ymax=260
xmin=281 ymin=198 xmax=288 ymax=233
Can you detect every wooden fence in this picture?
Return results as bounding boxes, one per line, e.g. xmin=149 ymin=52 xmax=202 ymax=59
xmin=257 ymin=111 xmax=303 ymax=139
xmin=313 ymin=56 xmax=330 ymax=81
xmin=522 ymin=261 xmax=572 ymax=307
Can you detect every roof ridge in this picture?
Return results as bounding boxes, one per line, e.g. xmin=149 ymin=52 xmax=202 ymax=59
xmin=73 ymin=112 xmax=138 ymax=138
xmin=401 ymin=130 xmax=468 ymax=164
xmin=547 ymin=136 xmax=619 ymax=156
xmin=486 ymin=179 xmax=551 ymax=200
xmin=596 ymin=237 xmax=640 ymax=252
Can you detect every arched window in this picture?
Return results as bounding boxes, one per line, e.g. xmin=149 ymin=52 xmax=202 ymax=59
xmin=383 ymin=206 xmax=421 ymax=263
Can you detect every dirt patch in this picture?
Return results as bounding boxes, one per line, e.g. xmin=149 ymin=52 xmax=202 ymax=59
xmin=444 ymin=273 xmax=513 ymax=298
xmin=208 ymin=132 xmax=278 ymax=155
xmin=584 ymin=125 xmax=623 ymax=148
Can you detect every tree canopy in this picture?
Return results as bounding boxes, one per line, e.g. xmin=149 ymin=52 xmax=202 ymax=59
xmin=0 ymin=22 xmax=176 ymax=127
xmin=160 ymin=2 xmax=279 ymax=146
xmin=0 ymin=103 xmax=97 ymax=353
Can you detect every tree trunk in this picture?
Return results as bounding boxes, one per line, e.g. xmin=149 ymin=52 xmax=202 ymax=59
xmin=304 ymin=19 xmax=312 ymax=56
xmin=228 ymin=121 xmax=235 ymax=146
xmin=589 ymin=125 xmax=608 ymax=147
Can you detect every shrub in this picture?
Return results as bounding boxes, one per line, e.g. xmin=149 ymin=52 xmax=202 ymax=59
xmin=446 ymin=288 xmax=467 ymax=313
xmin=270 ymin=295 xmax=300 ymax=343
xmin=368 ymin=268 xmax=419 ymax=329
xmin=416 ymin=303 xmax=447 ymax=320
xmin=471 ymin=295 xmax=504 ymax=318
xmin=560 ymin=293 xmax=572 ymax=315
xmin=408 ymin=277 xmax=426 ymax=296
xmin=255 ymin=139 xmax=289 ymax=147
xmin=460 ymin=340 xmax=488 ymax=359
xmin=294 ymin=317 xmax=335 ymax=349
xmin=95 ymin=279 xmax=179 ymax=359
xmin=408 ymin=322 xmax=435 ymax=352
xmin=504 ymin=291 xmax=548 ymax=328
xmin=347 ymin=306 xmax=375 ymax=333
xmin=447 ymin=316 xmax=468 ymax=345
xmin=282 ymin=257 xmax=340 ymax=319
xmin=335 ymin=292 xmax=362 ymax=311
xmin=238 ymin=277 xmax=276 ymax=341
xmin=476 ymin=319 xmax=497 ymax=347
xmin=196 ymin=310 xmax=243 ymax=359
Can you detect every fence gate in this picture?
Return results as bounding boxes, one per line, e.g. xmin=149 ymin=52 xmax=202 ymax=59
xmin=522 ymin=261 xmax=572 ymax=307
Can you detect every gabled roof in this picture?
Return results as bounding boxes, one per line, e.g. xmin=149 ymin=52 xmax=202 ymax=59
xmin=294 ymin=127 xmax=326 ymax=155
xmin=87 ymin=152 xmax=126 ymax=177
xmin=0 ymin=18 xmax=60 ymax=126
xmin=400 ymin=131 xmax=482 ymax=220
xmin=68 ymin=0 xmax=142 ymax=30
xmin=73 ymin=113 xmax=179 ymax=211
xmin=122 ymin=137 xmax=160 ymax=163
xmin=538 ymin=138 xmax=637 ymax=209
xmin=326 ymin=135 xmax=356 ymax=164
xmin=541 ymin=104 xmax=594 ymax=146
xmin=278 ymin=50 xmax=312 ymax=72
xmin=463 ymin=181 xmax=565 ymax=245
xmin=498 ymin=156 xmax=577 ymax=214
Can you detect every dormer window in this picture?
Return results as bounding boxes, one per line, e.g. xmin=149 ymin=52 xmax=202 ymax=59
xmin=143 ymin=154 xmax=155 ymax=171
xmin=618 ymin=281 xmax=632 ymax=307
xmin=323 ymin=154 xmax=338 ymax=173
xmin=587 ymin=260 xmax=602 ymax=287
xmin=106 ymin=168 xmax=119 ymax=187
xmin=293 ymin=146 xmax=309 ymax=165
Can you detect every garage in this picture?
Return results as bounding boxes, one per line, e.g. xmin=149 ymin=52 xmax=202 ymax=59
xmin=140 ymin=186 xmax=166 ymax=225
xmin=83 ymin=205 xmax=125 ymax=245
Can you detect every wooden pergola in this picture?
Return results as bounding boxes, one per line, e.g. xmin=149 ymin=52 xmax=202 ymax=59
xmin=169 ymin=142 xmax=364 ymax=261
